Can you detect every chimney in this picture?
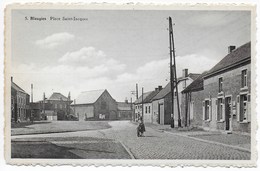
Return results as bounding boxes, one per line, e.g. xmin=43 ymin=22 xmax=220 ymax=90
xmin=158 ymin=86 xmax=163 ymax=91
xmin=182 ymin=69 xmax=188 ymax=78
xmin=68 ymin=92 xmax=71 ymax=101
xmin=11 ymin=77 xmax=13 ymax=82
xmin=125 ymin=97 xmax=128 ymax=104
xmin=228 ymin=46 xmax=236 ymax=53
xmin=155 ymin=88 xmax=159 ymax=91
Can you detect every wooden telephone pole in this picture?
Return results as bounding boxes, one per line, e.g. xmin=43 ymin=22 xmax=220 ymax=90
xmin=168 ymin=17 xmax=181 ymax=128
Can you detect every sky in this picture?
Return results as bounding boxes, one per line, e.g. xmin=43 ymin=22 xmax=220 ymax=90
xmin=10 ymin=9 xmax=251 ymax=102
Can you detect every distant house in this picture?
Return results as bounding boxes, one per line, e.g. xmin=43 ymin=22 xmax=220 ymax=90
xmin=134 ymin=86 xmax=162 ymax=123
xmin=182 ymin=42 xmax=251 ymax=134
xmin=71 ymin=89 xmax=118 ymax=121
xmin=117 ymin=100 xmax=133 ymax=120
xmin=151 ymin=69 xmax=200 ymax=125
xmin=40 ymin=92 xmax=72 ymax=121
xmin=151 ymin=83 xmax=171 ymax=125
xmin=11 ymin=77 xmax=30 ymax=122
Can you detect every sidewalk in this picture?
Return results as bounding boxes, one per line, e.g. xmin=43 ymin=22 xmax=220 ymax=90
xmin=144 ymin=122 xmax=251 ymax=152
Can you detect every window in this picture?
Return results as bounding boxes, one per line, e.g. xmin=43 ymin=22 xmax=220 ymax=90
xmin=145 ymin=106 xmax=147 ymax=113
xmin=218 ymin=77 xmax=223 ymax=93
xmin=60 ymin=104 xmax=63 ymax=109
xmin=55 ymin=104 xmax=57 ymax=109
xmin=241 ymin=70 xmax=248 ymax=88
xmin=204 ymin=100 xmax=210 ymax=120
xmin=240 ymin=95 xmax=248 ymax=121
xmin=64 ymin=104 xmax=67 ymax=108
xmin=148 ymin=106 xmax=150 ymax=113
xmin=217 ymin=98 xmax=223 ymax=121
xmin=18 ymin=108 xmax=20 ymax=117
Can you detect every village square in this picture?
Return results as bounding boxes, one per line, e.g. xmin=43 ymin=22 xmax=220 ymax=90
xmin=8 ymin=9 xmax=252 ymax=160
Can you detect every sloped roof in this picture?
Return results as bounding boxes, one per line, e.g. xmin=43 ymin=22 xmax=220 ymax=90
xmin=182 ymin=72 xmax=208 ymax=93
xmin=117 ymin=102 xmax=132 ymax=111
xmin=135 ymin=90 xmax=161 ymax=104
xmin=48 ymin=92 xmax=68 ymax=101
xmin=205 ymin=42 xmax=251 ymax=78
xmin=152 ymin=82 xmax=171 ymax=101
xmin=144 ymin=90 xmax=161 ymax=103
xmin=134 ymin=91 xmax=153 ymax=104
xmin=11 ymin=81 xmax=27 ymax=94
xmin=188 ymin=73 xmax=200 ymax=80
xmin=74 ymin=89 xmax=105 ymax=105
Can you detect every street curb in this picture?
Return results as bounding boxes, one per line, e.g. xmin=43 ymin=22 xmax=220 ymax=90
xmin=118 ymin=140 xmax=136 ymax=159
xmin=164 ymin=131 xmax=251 ymax=153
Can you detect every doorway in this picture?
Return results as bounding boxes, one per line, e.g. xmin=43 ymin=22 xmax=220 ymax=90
xmin=225 ymin=97 xmax=232 ymax=131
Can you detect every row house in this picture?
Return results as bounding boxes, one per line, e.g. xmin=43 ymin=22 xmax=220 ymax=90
xmin=182 ymin=42 xmax=251 ymax=133
xmin=151 ymin=70 xmax=199 ymax=125
xmin=134 ymin=86 xmax=162 ymax=123
xmin=71 ymin=89 xmax=118 ymax=121
xmin=11 ymin=77 xmax=30 ymax=122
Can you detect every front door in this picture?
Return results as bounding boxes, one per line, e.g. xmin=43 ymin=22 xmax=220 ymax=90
xmin=225 ymin=97 xmax=232 ymax=131
xmin=158 ymin=104 xmax=161 ymax=124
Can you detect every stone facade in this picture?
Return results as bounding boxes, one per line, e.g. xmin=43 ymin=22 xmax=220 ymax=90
xmin=202 ymin=63 xmax=251 ymax=133
xmin=182 ymin=42 xmax=251 ymax=134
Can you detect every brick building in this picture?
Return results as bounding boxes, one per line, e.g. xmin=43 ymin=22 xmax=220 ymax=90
xmin=72 ymin=89 xmax=118 ymax=121
xmin=182 ymin=42 xmax=251 ymax=133
xmin=117 ymin=100 xmax=133 ymax=120
xmin=181 ymin=72 xmax=207 ymax=127
xmin=40 ymin=92 xmax=73 ymax=121
xmin=11 ymin=77 xmax=30 ymax=122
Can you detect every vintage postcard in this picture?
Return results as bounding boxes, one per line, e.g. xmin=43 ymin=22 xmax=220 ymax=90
xmin=4 ymin=3 xmax=257 ymax=167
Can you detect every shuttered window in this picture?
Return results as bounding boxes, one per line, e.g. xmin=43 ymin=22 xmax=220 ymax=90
xmin=217 ymin=98 xmax=223 ymax=121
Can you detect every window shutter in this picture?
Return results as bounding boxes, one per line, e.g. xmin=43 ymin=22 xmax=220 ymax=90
xmin=237 ymin=95 xmax=240 ymax=122
xmin=202 ymin=101 xmax=205 ymax=120
xmin=247 ymin=94 xmax=251 ymax=122
xmin=209 ymin=100 xmax=212 ymax=121
xmin=216 ymin=99 xmax=218 ymax=121
xmin=222 ymin=98 xmax=225 ymax=121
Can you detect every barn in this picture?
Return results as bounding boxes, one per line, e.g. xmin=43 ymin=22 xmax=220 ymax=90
xmin=71 ymin=89 xmax=118 ymax=121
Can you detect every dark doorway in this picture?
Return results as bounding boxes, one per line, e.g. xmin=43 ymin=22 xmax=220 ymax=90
xmin=225 ymin=97 xmax=232 ymax=131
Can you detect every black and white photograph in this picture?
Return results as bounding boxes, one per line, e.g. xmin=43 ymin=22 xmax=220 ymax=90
xmin=3 ymin=3 xmax=257 ymax=167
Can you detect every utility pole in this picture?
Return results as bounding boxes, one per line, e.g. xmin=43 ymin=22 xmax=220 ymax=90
xmin=136 ymin=83 xmax=139 ymax=100
xmin=142 ymin=87 xmax=144 ymax=120
xmin=169 ymin=16 xmax=181 ymax=128
xmin=130 ymin=97 xmax=133 ymax=120
xmin=43 ymin=92 xmax=46 ymax=115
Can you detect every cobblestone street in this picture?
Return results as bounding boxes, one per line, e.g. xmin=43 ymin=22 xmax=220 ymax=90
xmin=11 ymin=121 xmax=251 ymax=160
